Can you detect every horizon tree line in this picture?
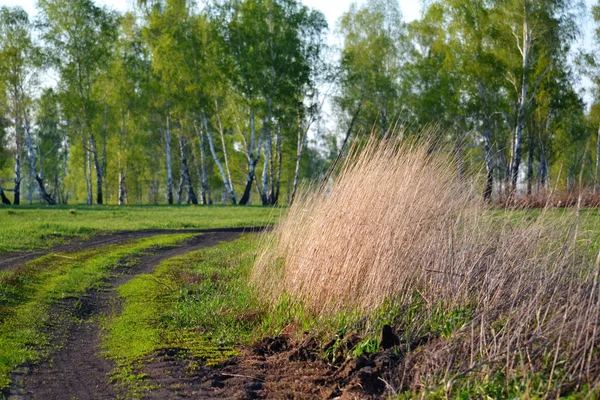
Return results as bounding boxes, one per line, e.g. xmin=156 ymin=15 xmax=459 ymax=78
xmin=1 ymin=0 xmax=600 ymax=206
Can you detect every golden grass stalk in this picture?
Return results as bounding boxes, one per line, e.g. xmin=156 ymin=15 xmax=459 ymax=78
xmin=253 ymin=133 xmax=600 ymax=394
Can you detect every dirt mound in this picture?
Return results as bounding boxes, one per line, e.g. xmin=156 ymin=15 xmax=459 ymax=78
xmin=131 ymin=333 xmax=407 ymax=399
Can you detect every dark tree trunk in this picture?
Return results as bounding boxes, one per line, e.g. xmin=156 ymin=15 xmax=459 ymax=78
xmin=102 ymin=105 xmax=108 ymax=203
xmin=165 ymin=109 xmax=174 ymax=205
xmin=239 ymin=110 xmax=263 ymax=206
xmin=273 ymin=124 xmax=283 ymax=205
xmin=118 ymin=173 xmax=126 ymax=205
xmin=89 ymin=134 xmax=103 ymax=205
xmin=178 ymin=135 xmax=198 ymax=205
xmin=483 ymin=128 xmax=494 ymax=201
xmin=239 ymin=166 xmax=257 ymax=206
xmin=0 ymin=188 xmax=11 ymax=205
xmin=527 ymin=132 xmax=534 ymax=197
xmin=13 ymin=157 xmax=21 ymax=206
xmin=35 ymin=175 xmax=56 ymax=205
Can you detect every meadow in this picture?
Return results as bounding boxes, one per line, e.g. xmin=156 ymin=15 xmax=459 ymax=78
xmin=0 ymin=205 xmax=280 ymax=254
xmin=3 ymin=145 xmax=600 ymax=398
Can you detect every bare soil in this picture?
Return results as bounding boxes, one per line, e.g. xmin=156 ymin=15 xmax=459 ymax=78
xmin=121 ymin=334 xmax=402 ymax=399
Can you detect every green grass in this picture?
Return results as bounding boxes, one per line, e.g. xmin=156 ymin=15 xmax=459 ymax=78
xmin=0 ymin=233 xmax=194 ymax=389
xmin=0 ymin=205 xmax=281 ymax=255
xmin=102 ymin=235 xmax=261 ymax=396
xmin=101 ymin=234 xmax=479 ymax=398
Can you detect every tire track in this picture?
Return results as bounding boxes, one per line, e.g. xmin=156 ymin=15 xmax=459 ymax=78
xmin=0 ymin=227 xmax=267 ymax=272
xmin=5 ymin=230 xmax=247 ymax=400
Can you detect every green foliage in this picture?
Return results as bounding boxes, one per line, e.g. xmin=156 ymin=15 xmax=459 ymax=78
xmin=336 ymin=0 xmax=407 ymax=137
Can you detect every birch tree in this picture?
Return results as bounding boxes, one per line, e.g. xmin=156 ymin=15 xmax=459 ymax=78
xmin=492 ymin=0 xmax=582 ymax=192
xmin=336 ymin=0 xmax=407 ymax=138
xmin=38 ymin=0 xmax=118 ymax=205
xmin=0 ymin=6 xmax=56 ymax=204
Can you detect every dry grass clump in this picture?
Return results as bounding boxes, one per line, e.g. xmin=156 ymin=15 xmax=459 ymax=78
xmin=254 ymin=137 xmax=482 ymax=313
xmin=253 ymin=135 xmax=600 ymax=395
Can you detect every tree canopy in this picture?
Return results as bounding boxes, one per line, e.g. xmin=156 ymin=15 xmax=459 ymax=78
xmin=0 ymin=0 xmax=597 ymax=205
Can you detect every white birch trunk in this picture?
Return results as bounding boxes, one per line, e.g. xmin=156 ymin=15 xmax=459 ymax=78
xmin=165 ymin=109 xmax=174 ymax=205
xmin=201 ymin=115 xmax=237 ymax=204
xmin=509 ymin=12 xmax=531 ymax=192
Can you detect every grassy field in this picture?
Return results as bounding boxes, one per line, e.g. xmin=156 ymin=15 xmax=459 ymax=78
xmin=0 ymin=205 xmax=280 ymax=254
xmin=4 ymin=192 xmax=600 ymax=397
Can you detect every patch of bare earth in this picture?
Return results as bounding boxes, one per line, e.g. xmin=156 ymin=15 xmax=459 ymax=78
xmin=129 ymin=334 xmax=403 ymax=399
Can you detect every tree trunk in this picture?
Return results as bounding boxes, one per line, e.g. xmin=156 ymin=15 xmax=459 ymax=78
xmin=191 ymin=149 xmax=206 ymax=205
xmin=290 ymin=113 xmax=306 ymax=205
xmin=274 ymin=124 xmax=283 ymax=205
xmin=118 ymin=110 xmax=127 ymax=206
xmin=24 ymin=118 xmax=56 ymax=205
xmin=83 ymin=132 xmax=92 ymax=205
xmin=215 ymin=98 xmax=235 ymax=195
xmin=595 ymin=123 xmax=600 ymax=193
xmin=201 ymin=115 xmax=236 ymax=205
xmin=165 ymin=109 xmax=174 ymax=205
xmin=539 ymin=153 xmax=548 ymax=190
xmin=483 ymin=123 xmax=494 ymax=201
xmin=178 ymin=134 xmax=198 ymax=205
xmin=261 ymin=119 xmax=272 ymax=206
xmin=527 ymin=131 xmax=534 ymax=197
xmin=102 ymin=105 xmax=108 ymax=204
xmin=239 ymin=110 xmax=264 ymax=206
xmin=193 ymin=127 xmax=210 ymax=204
xmin=381 ymin=108 xmax=388 ymax=137
xmin=176 ymin=175 xmax=183 ymax=205
xmin=118 ymin=173 xmax=126 ymax=205
xmin=35 ymin=176 xmax=56 ymax=205
xmin=0 ymin=187 xmax=11 ymax=205
xmin=509 ymin=14 xmax=531 ymax=194
xmin=89 ymin=134 xmax=103 ymax=205
xmin=13 ymin=151 xmax=21 ymax=206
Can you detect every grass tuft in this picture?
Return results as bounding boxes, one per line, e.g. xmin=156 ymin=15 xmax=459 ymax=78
xmin=253 ymin=135 xmax=600 ymax=397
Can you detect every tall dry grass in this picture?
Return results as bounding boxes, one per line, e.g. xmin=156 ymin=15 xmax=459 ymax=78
xmin=253 ymin=135 xmax=600 ymax=395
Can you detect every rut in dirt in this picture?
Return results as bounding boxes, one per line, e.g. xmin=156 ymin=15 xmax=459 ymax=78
xmin=5 ymin=230 xmax=244 ymax=400
xmin=0 ymin=227 xmax=266 ymax=272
